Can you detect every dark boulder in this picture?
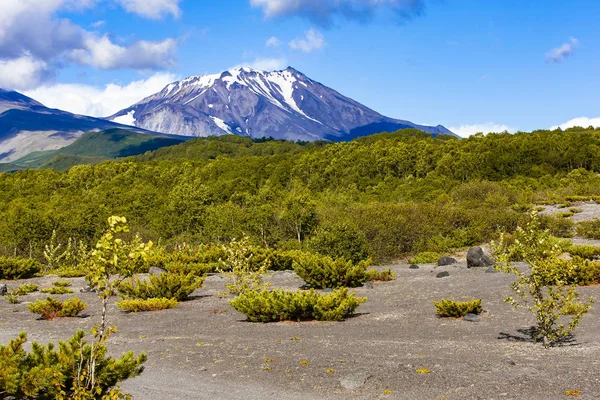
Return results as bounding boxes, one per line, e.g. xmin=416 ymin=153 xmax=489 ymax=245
xmin=0 ymin=284 xmax=7 ymax=296
xmin=437 ymin=257 xmax=457 ymax=266
xmin=409 ymin=264 xmax=419 ymax=269
xmin=467 ymin=247 xmax=494 ymax=268
xmin=436 ymin=271 xmax=450 ymax=278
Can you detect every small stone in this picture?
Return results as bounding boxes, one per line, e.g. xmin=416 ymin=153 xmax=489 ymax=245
xmin=363 ymin=282 xmax=374 ymax=289
xmin=322 ymin=288 xmax=333 ymax=293
xmin=466 ymin=247 xmax=495 ymax=268
xmin=80 ymin=285 xmax=94 ymax=293
xmin=485 ymin=266 xmax=498 ymax=273
xmin=437 ymin=257 xmax=457 ymax=266
xmin=436 ymin=271 xmax=450 ymax=278
xmin=149 ymin=267 xmax=166 ymax=276
xmin=409 ymin=264 xmax=419 ymax=269
xmin=199 ymin=366 xmax=208 ymax=371
xmin=0 ymin=284 xmax=7 ymax=296
xmin=340 ymin=372 xmax=371 ymax=390
xmin=463 ymin=313 xmax=480 ymax=322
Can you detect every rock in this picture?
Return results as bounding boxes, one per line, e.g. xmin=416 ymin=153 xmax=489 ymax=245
xmin=558 ymin=252 xmax=573 ymax=261
xmin=340 ymin=372 xmax=371 ymax=390
xmin=463 ymin=313 xmax=480 ymax=322
xmin=149 ymin=267 xmax=166 ymax=276
xmin=437 ymin=257 xmax=457 ymax=266
xmin=409 ymin=264 xmax=419 ymax=269
xmin=322 ymin=288 xmax=333 ymax=293
xmin=485 ymin=266 xmax=498 ymax=273
xmin=80 ymin=285 xmax=94 ymax=293
xmin=467 ymin=247 xmax=495 ymax=268
xmin=363 ymin=282 xmax=374 ymax=289
xmin=0 ymin=284 xmax=7 ymax=296
xmin=436 ymin=271 xmax=450 ymax=278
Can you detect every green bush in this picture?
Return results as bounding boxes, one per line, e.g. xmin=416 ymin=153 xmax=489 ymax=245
xmin=434 ymin=299 xmax=482 ymax=318
xmin=116 ymin=297 xmax=179 ymax=312
xmin=567 ymin=245 xmax=600 ymax=260
xmin=13 ymin=283 xmax=39 ymax=296
xmin=146 ymin=243 xmax=226 ymax=275
xmin=576 ymin=219 xmax=600 ymax=239
xmin=306 ymin=223 xmax=370 ymax=264
xmin=52 ymin=280 xmax=72 ymax=287
xmin=291 ymin=251 xmax=371 ymax=289
xmin=41 ymin=287 xmax=74 ymax=295
xmin=27 ymin=296 xmax=87 ymax=319
xmin=365 ymin=268 xmax=396 ymax=282
xmin=408 ymin=252 xmax=440 ymax=264
xmin=229 ymin=288 xmax=367 ymax=322
xmin=555 ymin=211 xmax=574 ymax=219
xmin=0 ymin=257 xmax=41 ymax=280
xmin=51 ymin=266 xmax=86 ymax=277
xmin=118 ymin=272 xmax=204 ymax=301
xmin=0 ymin=330 xmax=145 ymax=399
xmin=540 ymin=215 xmax=574 ymax=238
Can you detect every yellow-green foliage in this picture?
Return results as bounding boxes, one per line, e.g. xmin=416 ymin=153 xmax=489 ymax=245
xmin=556 ymin=211 xmax=574 ymax=219
xmin=146 ymin=243 xmax=225 ymax=275
xmin=220 ymin=237 xmax=272 ymax=295
xmin=229 ymin=288 xmax=367 ymax=322
xmin=41 ymin=287 xmax=74 ymax=295
xmin=0 ymin=330 xmax=145 ymax=399
xmin=52 ymin=266 xmax=86 ymax=278
xmin=27 ymin=296 xmax=87 ymax=320
xmin=576 ymin=219 xmax=600 ymax=239
xmin=116 ymin=297 xmax=179 ymax=312
xmin=291 ymin=251 xmax=371 ymax=289
xmin=365 ymin=269 xmax=396 ymax=282
xmin=567 ymin=245 xmax=600 ymax=260
xmin=0 ymin=257 xmax=41 ymax=280
xmin=52 ymin=280 xmax=72 ymax=287
xmin=13 ymin=283 xmax=39 ymax=296
xmin=562 ymin=301 xmax=590 ymax=315
xmin=409 ymin=252 xmax=440 ymax=264
xmin=434 ymin=299 xmax=482 ymax=318
xmin=118 ymin=272 xmax=204 ymax=301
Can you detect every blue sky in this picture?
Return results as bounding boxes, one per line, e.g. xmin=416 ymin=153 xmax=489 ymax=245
xmin=2 ymin=0 xmax=599 ymax=136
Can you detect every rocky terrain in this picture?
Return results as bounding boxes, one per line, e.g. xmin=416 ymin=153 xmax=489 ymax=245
xmin=1 ymin=259 xmax=599 ymax=400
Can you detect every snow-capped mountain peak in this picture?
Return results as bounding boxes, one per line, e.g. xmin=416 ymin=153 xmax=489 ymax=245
xmin=109 ymin=67 xmax=455 ymax=141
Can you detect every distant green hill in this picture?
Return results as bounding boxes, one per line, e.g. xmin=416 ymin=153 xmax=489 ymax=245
xmin=4 ymin=129 xmax=185 ymax=170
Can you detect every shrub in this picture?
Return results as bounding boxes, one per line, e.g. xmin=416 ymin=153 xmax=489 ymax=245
xmin=555 ymin=211 xmax=574 ymax=219
xmin=305 ymin=223 xmax=370 ymax=264
xmin=566 ymin=245 xmax=600 ymax=260
xmin=41 ymin=287 xmax=74 ymax=295
xmin=494 ymin=212 xmax=593 ymax=347
xmin=229 ymin=288 xmax=367 ymax=322
xmin=576 ymin=219 xmax=600 ymax=239
xmin=146 ymin=243 xmax=226 ymax=275
xmin=164 ymin=261 xmax=219 ymax=275
xmin=13 ymin=283 xmax=39 ymax=296
xmin=116 ymin=298 xmax=179 ymax=312
xmin=540 ymin=215 xmax=574 ymax=238
xmin=5 ymin=292 xmax=20 ymax=304
xmin=52 ymin=266 xmax=86 ymax=278
xmin=28 ymin=296 xmax=87 ymax=319
xmin=291 ymin=251 xmax=371 ymax=289
xmin=409 ymin=252 xmax=440 ymax=264
xmin=0 ymin=257 xmax=41 ymax=280
xmin=52 ymin=280 xmax=72 ymax=287
xmin=434 ymin=299 xmax=482 ymax=317
xmin=0 ymin=330 xmax=145 ymax=399
xmin=562 ymin=301 xmax=590 ymax=316
xmin=118 ymin=272 xmax=204 ymax=301
xmin=220 ymin=237 xmax=271 ymax=295
xmin=365 ymin=269 xmax=396 ymax=282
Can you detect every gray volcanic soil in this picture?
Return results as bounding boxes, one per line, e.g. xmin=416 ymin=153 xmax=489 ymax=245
xmin=1 ymin=263 xmax=599 ymax=400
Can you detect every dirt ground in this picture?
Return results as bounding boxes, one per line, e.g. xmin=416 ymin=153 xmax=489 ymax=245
xmin=1 ymin=260 xmax=600 ymax=400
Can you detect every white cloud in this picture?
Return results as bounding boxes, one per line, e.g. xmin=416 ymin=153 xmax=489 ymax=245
xmin=546 ymin=37 xmax=579 ymax=63
xmin=266 ymin=36 xmax=282 ymax=47
xmin=23 ymin=72 xmax=177 ymax=117
xmin=448 ymin=123 xmax=517 ymax=138
xmin=90 ymin=20 xmax=105 ymax=28
xmin=233 ymin=57 xmax=288 ymax=71
xmin=289 ymin=29 xmax=325 ymax=53
xmin=250 ymin=0 xmax=425 ymax=25
xmin=0 ymin=55 xmax=51 ymax=90
xmin=116 ymin=0 xmax=182 ymax=19
xmin=550 ymin=117 xmax=600 ymax=130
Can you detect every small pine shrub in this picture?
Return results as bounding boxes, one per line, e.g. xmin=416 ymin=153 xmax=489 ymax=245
xmin=409 ymin=252 xmax=440 ymax=264
xmin=305 ymin=223 xmax=370 ymax=264
xmin=576 ymin=219 xmax=600 ymax=239
xmin=291 ymin=251 xmax=371 ymax=289
xmin=5 ymin=292 xmax=20 ymax=304
xmin=434 ymin=299 xmax=482 ymax=318
xmin=52 ymin=280 xmax=72 ymax=287
xmin=118 ymin=272 xmax=203 ymax=301
xmin=0 ymin=257 xmax=41 ymax=280
xmin=229 ymin=288 xmax=367 ymax=322
xmin=0 ymin=330 xmax=145 ymax=399
xmin=365 ymin=269 xmax=396 ymax=282
xmin=52 ymin=266 xmax=86 ymax=278
xmin=41 ymin=287 xmax=74 ymax=295
xmin=567 ymin=245 xmax=600 ymax=260
xmin=13 ymin=283 xmax=39 ymax=296
xmin=164 ymin=261 xmax=218 ymax=276
xmin=28 ymin=296 xmax=87 ymax=319
xmin=556 ymin=211 xmax=574 ymax=219
xmin=569 ymin=207 xmax=583 ymax=214
xmin=116 ymin=298 xmax=179 ymax=312
xmin=541 ymin=215 xmax=575 ymax=238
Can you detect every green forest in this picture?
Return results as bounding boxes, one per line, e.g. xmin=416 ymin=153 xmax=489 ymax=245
xmin=2 ymin=127 xmax=600 ymax=263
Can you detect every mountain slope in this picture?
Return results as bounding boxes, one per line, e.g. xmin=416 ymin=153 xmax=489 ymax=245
xmin=7 ymin=128 xmax=186 ymax=170
xmin=0 ymin=89 xmax=147 ymax=163
xmin=109 ymin=67 xmax=455 ymax=141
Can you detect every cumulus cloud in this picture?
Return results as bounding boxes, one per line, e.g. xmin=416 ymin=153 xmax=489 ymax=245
xmin=0 ymin=0 xmax=178 ymax=89
xmin=116 ymin=0 xmax=182 ymax=19
xmin=232 ymin=57 xmax=288 ymax=71
xmin=448 ymin=123 xmax=517 ymax=138
xmin=266 ymin=36 xmax=282 ymax=47
xmin=550 ymin=117 xmax=600 ymax=130
xmin=289 ymin=29 xmax=326 ymax=53
xmin=23 ymin=72 xmax=178 ymax=117
xmin=546 ymin=37 xmax=579 ymax=63
xmin=250 ymin=0 xmax=426 ymax=26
